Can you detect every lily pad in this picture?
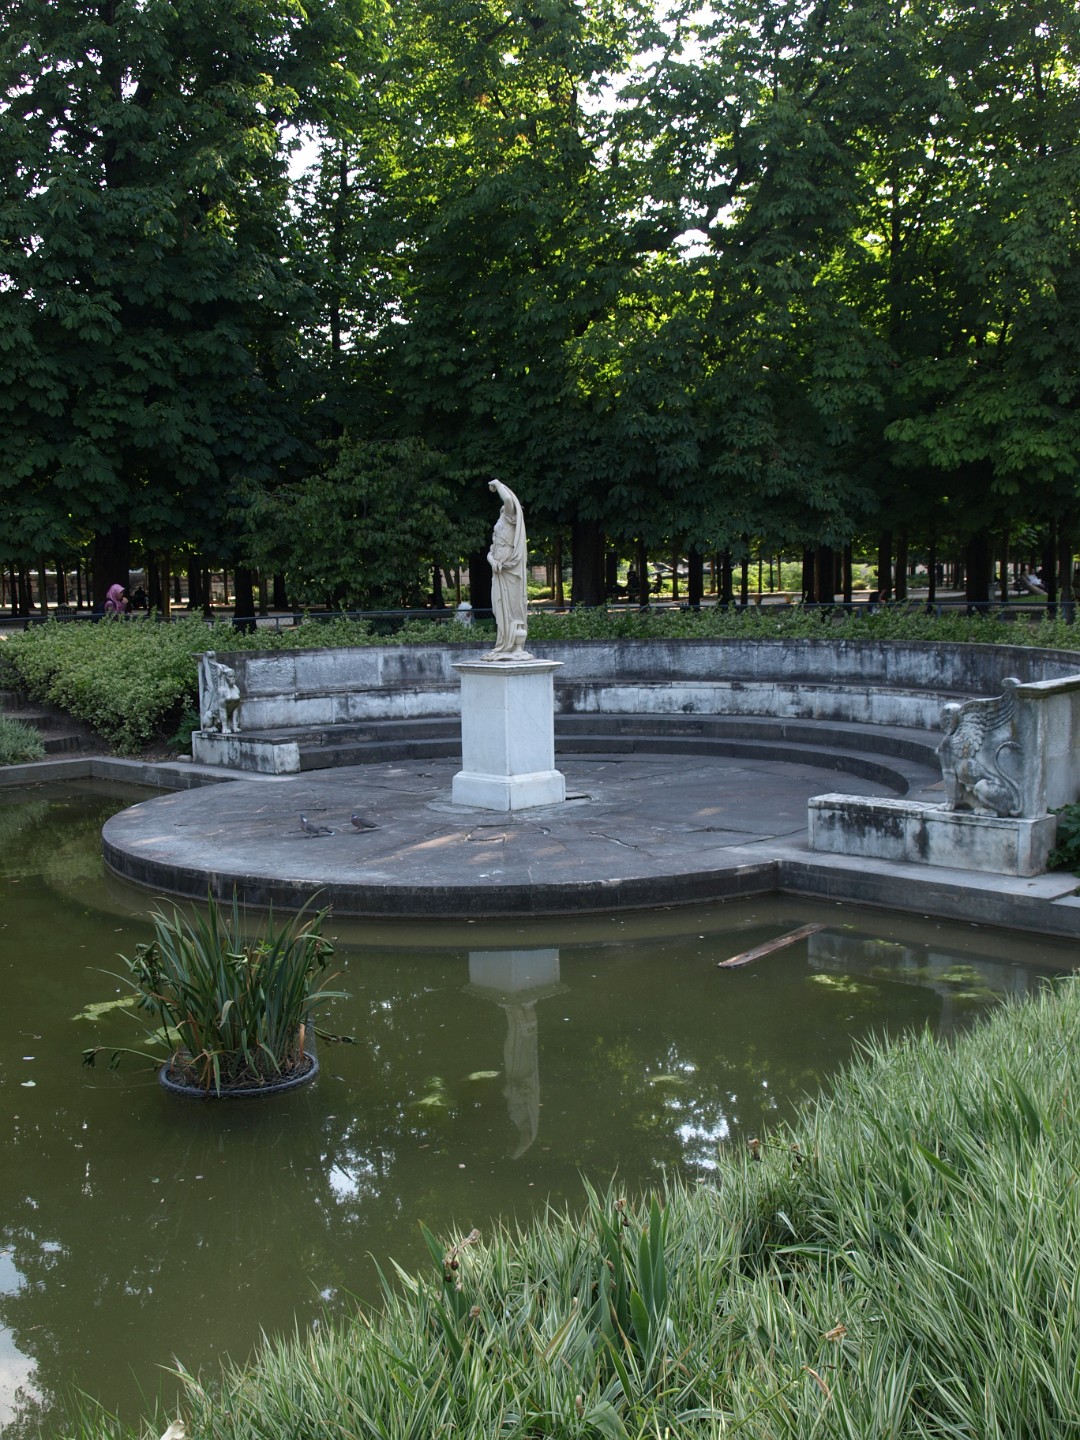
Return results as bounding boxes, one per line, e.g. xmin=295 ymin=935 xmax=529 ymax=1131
xmin=71 ymin=996 xmax=139 ymax=1023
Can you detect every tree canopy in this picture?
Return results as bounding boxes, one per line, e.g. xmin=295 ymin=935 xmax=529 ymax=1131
xmin=1 ymin=0 xmax=1077 ymax=607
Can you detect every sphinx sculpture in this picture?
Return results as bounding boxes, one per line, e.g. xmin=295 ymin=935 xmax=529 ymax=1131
xmin=482 ymin=479 xmax=532 ymax=662
xmin=936 ymin=678 xmax=1023 ymax=817
xmin=199 ymin=651 xmax=243 ymax=734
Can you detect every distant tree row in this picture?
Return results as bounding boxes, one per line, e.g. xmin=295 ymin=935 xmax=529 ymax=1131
xmin=1 ymin=0 xmax=1077 ymax=613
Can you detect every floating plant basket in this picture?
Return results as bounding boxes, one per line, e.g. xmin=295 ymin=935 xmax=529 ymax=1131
xmin=159 ymin=1041 xmax=318 ymax=1099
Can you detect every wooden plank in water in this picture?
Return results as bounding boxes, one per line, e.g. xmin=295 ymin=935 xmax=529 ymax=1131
xmin=718 ymin=923 xmax=825 ymax=969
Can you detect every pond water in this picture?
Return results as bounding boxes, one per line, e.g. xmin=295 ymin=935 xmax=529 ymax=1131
xmin=0 ymin=781 xmax=1074 ymax=1435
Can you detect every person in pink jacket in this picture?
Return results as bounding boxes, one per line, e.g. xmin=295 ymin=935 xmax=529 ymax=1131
xmin=103 ymin=583 xmax=130 ymax=615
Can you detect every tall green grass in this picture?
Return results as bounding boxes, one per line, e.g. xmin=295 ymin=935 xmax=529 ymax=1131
xmin=68 ymin=975 xmax=1080 ymax=1438
xmin=0 ymin=711 xmax=45 ymax=764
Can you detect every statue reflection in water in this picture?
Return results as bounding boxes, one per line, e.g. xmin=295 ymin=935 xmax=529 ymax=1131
xmin=466 ymin=949 xmax=565 ymax=1158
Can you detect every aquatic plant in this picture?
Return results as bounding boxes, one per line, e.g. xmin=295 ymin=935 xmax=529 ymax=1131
xmin=85 ymin=894 xmax=345 ymax=1095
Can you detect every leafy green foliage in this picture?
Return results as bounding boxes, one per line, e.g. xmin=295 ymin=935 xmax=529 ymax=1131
xmin=0 ymin=712 xmax=45 ymax=765
xmin=84 ymin=894 xmax=345 ymax=1096
xmin=236 ymin=438 xmax=483 ymax=609
xmin=0 ymin=615 xmax=381 ymax=752
xmin=1048 ymin=804 xmax=1080 ymax=874
xmin=0 ymin=0 xmax=317 ymax=566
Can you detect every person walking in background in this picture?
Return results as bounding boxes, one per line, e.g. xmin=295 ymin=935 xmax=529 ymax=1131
xmin=103 ymin=583 xmax=130 ymax=616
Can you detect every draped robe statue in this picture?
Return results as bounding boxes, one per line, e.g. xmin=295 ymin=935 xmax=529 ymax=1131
xmin=482 ymin=479 xmax=532 ymax=662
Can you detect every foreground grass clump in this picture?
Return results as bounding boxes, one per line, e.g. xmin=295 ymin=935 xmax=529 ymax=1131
xmin=0 ymin=712 xmax=46 ymax=764
xmin=73 ymin=976 xmax=1080 ymax=1439
xmin=3 ymin=605 xmax=1080 ymax=753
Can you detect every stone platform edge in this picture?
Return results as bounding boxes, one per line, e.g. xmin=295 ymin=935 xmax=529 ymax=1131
xmin=7 ymin=755 xmax=1080 ymax=938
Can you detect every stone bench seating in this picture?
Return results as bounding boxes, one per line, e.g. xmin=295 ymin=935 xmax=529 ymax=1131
xmin=193 ymin=636 xmax=1080 ymax=778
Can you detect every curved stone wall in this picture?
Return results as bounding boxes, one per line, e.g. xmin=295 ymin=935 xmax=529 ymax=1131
xmin=215 ymin=636 xmax=1080 ymax=735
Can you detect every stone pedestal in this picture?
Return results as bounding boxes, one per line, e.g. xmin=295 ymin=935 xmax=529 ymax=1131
xmin=808 ymin=794 xmax=1057 ymax=878
xmin=452 ymin=659 xmax=565 ymax=811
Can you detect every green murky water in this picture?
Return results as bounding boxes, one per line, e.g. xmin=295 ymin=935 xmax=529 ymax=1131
xmin=0 ymin=782 xmax=1074 ymax=1434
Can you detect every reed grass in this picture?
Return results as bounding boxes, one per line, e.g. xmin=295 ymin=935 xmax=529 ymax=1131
xmin=85 ymin=895 xmax=344 ymax=1094
xmin=67 ymin=975 xmax=1080 ymax=1438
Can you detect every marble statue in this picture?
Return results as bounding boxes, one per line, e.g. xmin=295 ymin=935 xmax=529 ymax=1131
xmin=937 ymin=678 xmax=1024 ymax=817
xmin=482 ymin=478 xmax=532 ymax=661
xmin=199 ymin=651 xmax=242 ymax=734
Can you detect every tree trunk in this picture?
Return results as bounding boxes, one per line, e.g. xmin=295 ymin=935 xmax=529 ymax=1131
xmin=815 ymin=545 xmax=835 ymax=604
xmin=159 ymin=557 xmax=172 ymax=618
xmin=605 ymin=549 xmax=619 ymax=599
xmin=1042 ymin=524 xmax=1058 ymax=609
xmin=147 ymin=559 xmax=162 ymax=613
xmin=894 ymin=532 xmax=909 ymax=601
xmin=719 ymin=550 xmax=734 ymax=607
xmin=1058 ymin=527 xmax=1075 ymax=623
xmin=965 ymin=531 xmax=993 ymax=609
xmin=188 ymin=558 xmax=204 ymax=611
xmin=842 ymin=543 xmax=852 ymax=604
xmin=802 ymin=547 xmax=816 ymax=603
xmin=687 ymin=548 xmax=703 ymax=609
xmin=999 ymin=529 xmax=1010 ymax=603
xmin=571 ymin=519 xmax=605 ymax=606
xmin=877 ymin=530 xmax=893 ymax=601
xmin=232 ymin=566 xmax=257 ymax=633
xmin=468 ymin=551 xmax=492 ymax=615
xmin=92 ymin=526 xmax=129 ymax=608
xmin=273 ymin=573 xmax=288 ymax=611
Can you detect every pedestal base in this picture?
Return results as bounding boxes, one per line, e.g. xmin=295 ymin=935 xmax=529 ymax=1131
xmin=808 ymin=794 xmax=1056 ymax=877
xmin=452 ymin=659 xmax=566 ymax=812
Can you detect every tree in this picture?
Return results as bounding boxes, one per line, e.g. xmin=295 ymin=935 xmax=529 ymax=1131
xmin=0 ymin=0 xmax=315 ymax=600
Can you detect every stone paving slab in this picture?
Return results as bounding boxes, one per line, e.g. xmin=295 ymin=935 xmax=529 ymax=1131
xmin=102 ymin=755 xmax=888 ymax=917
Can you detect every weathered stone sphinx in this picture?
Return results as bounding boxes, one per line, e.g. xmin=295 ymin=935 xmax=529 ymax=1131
xmin=198 ymin=652 xmax=242 ymax=735
xmin=810 ymin=673 xmax=1080 ymax=876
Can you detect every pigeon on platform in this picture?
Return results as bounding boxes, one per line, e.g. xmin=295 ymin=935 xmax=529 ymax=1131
xmin=299 ymin=813 xmax=335 ymax=837
xmin=350 ymin=812 xmax=378 ymax=831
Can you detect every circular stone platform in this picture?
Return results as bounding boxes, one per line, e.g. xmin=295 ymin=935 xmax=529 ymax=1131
xmin=102 ymin=754 xmax=897 ymax=917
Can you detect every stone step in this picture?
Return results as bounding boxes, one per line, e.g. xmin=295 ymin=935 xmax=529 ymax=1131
xmin=558 ymin=732 xmax=938 ymax=798
xmin=1 ymin=687 xmax=98 ymax=752
xmin=275 ymin=712 xmax=942 ymax=796
xmin=1 ymin=703 xmax=81 ymax=733
xmin=298 ymin=735 xmax=458 ymax=771
xmin=282 ymin=712 xmax=940 ymax=763
xmin=554 ymin=712 xmax=941 ymax=766
xmin=41 ymin=729 xmax=89 ymax=754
